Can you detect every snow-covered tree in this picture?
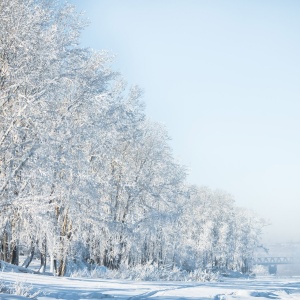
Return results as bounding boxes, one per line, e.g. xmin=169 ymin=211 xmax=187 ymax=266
xmin=0 ymin=0 xmax=265 ymax=276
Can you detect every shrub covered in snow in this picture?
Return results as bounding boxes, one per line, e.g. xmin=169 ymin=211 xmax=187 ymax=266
xmin=0 ymin=278 xmax=42 ymax=299
xmin=70 ymin=263 xmax=219 ymax=282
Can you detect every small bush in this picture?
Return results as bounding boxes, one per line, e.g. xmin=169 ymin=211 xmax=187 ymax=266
xmin=0 ymin=279 xmax=42 ymax=299
xmin=70 ymin=263 xmax=219 ymax=282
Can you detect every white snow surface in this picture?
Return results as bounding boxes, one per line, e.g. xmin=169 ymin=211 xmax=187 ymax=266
xmin=0 ymin=271 xmax=300 ymax=300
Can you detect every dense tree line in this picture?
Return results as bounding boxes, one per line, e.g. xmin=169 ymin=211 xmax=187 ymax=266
xmin=0 ymin=0 xmax=265 ymax=276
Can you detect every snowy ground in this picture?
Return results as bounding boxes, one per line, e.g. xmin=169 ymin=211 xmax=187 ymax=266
xmin=1 ymin=270 xmax=300 ymax=299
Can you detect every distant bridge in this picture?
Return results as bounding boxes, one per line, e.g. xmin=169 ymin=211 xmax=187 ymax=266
xmin=253 ymin=257 xmax=299 ymax=266
xmin=252 ymin=257 xmax=300 ymax=274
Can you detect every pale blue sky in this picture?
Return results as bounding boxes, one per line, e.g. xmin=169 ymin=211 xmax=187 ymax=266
xmin=68 ymin=0 xmax=300 ymax=243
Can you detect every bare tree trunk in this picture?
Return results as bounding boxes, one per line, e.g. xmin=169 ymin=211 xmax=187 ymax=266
xmin=57 ymin=257 xmax=67 ymax=276
xmin=10 ymin=243 xmax=19 ymax=265
xmin=56 ymin=210 xmax=71 ymax=276
xmin=22 ymin=241 xmax=35 ymax=268
xmin=38 ymin=236 xmax=47 ymax=273
xmin=53 ymin=258 xmax=57 ymax=273
xmin=1 ymin=228 xmax=10 ymax=262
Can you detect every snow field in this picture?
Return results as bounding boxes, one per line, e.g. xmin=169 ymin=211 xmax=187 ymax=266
xmin=1 ymin=271 xmax=300 ymax=300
